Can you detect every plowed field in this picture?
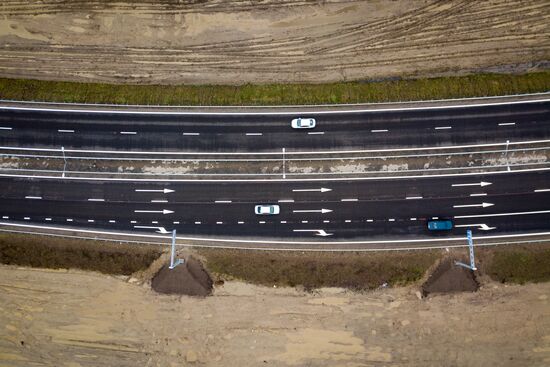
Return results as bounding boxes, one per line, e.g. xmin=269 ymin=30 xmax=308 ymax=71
xmin=0 ymin=0 xmax=549 ymax=84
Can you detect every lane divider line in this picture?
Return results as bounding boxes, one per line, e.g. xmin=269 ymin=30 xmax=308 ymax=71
xmin=25 ymin=196 xmax=42 ymax=200
xmin=434 ymin=126 xmax=452 ymax=130
xmin=341 ymin=198 xmax=358 ymax=201
xmin=58 ymin=129 xmax=75 ymax=133
xmin=498 ymin=122 xmax=516 ymax=126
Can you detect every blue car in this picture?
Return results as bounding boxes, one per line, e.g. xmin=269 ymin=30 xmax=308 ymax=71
xmin=427 ymin=220 xmax=453 ymax=231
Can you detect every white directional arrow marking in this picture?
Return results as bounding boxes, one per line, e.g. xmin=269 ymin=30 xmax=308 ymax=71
xmin=293 ymin=229 xmax=333 ymax=236
xmin=134 ymin=209 xmax=174 ymax=214
xmin=292 ymin=188 xmax=332 ymax=193
xmin=452 ymin=181 xmax=492 ymax=187
xmin=135 ymin=188 xmax=175 ymax=194
xmin=134 ymin=225 xmax=170 ymax=234
xmin=453 ymin=202 xmax=494 ymax=208
xmin=293 ymin=209 xmax=333 ymax=214
xmin=455 ymin=223 xmax=496 ymax=231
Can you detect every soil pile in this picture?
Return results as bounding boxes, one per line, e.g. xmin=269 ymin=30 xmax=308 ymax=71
xmin=151 ymin=256 xmax=212 ymax=296
xmin=422 ymin=258 xmax=479 ymax=296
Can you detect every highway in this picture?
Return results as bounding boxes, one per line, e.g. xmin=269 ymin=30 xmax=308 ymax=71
xmin=0 ymin=97 xmax=549 ymax=248
xmin=0 ymin=100 xmax=549 ymax=152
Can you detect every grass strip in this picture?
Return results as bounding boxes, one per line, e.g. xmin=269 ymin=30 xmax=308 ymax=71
xmin=0 ymin=233 xmax=163 ymax=275
xmin=200 ymin=249 xmax=440 ymax=290
xmin=0 ymin=72 xmax=549 ymax=106
xmin=480 ymin=246 xmax=550 ymax=284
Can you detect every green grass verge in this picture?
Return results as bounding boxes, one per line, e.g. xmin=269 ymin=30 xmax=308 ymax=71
xmin=0 ymin=72 xmax=549 ymax=105
xmin=482 ymin=246 xmax=550 ymax=284
xmin=0 ymin=233 xmax=163 ymax=275
xmin=200 ymin=249 xmax=440 ymax=290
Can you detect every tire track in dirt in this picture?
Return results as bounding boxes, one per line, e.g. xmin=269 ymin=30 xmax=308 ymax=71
xmin=0 ymin=0 xmax=548 ymax=84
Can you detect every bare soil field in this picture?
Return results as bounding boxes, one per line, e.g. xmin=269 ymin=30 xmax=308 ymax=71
xmin=1 ymin=264 xmax=550 ymax=367
xmin=0 ymin=0 xmax=549 ymax=85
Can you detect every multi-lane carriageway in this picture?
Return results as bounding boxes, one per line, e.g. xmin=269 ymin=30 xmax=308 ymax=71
xmin=0 ymin=96 xmax=549 ymax=249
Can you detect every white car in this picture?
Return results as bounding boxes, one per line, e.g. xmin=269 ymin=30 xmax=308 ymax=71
xmin=291 ymin=117 xmax=316 ymax=129
xmin=255 ymin=204 xmax=280 ymax=215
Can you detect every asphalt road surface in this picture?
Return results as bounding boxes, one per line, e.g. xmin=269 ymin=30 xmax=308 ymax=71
xmin=0 ymin=98 xmax=549 ymax=245
xmin=0 ymin=171 xmax=549 ymax=240
xmin=0 ymin=100 xmax=549 ymax=152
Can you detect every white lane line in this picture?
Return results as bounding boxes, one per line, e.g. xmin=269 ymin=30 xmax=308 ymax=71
xmin=453 ymin=202 xmax=494 ymax=208
xmin=345 ymin=220 xmax=351 ymax=223
xmin=120 ymin=131 xmax=137 ymax=135
xmin=301 ymin=220 xmax=309 ymax=224
xmin=238 ymin=221 xmax=244 ymax=224
xmin=259 ymin=221 xmax=266 ymax=224
xmin=173 ymin=221 xmax=180 ymax=224
xmin=2 ymin=97 xmax=548 ymax=116
xmin=88 ymin=198 xmax=105 ymax=202
xmin=195 ymin=221 xmax=201 ymax=224
xmin=25 ymin=196 xmax=42 ymax=200
xmin=152 ymin=221 xmax=158 ymax=224
xmin=131 ymin=220 xmax=137 ymax=224
xmin=367 ymin=219 xmax=374 ymax=222
xmin=5 ymin=221 xmax=550 ymax=245
xmin=246 ymin=133 xmax=262 ymax=136
xmin=432 ymin=216 xmax=439 ymax=219
xmin=45 ymin=218 xmax=52 ymax=221
xmin=24 ymin=217 xmax=30 ymax=220
xmin=216 ymin=221 xmax=223 ymax=224
xmin=323 ymin=220 xmax=330 ymax=223
xmin=308 ymin=132 xmax=325 ymax=135
xmin=388 ymin=218 xmax=395 ymax=222
xmin=410 ymin=217 xmax=417 ymax=221
xmin=215 ymin=200 xmax=232 ymax=203
xmin=371 ymin=129 xmax=388 ymax=133
xmin=455 ymin=209 xmax=550 ymax=219
xmin=434 ymin=126 xmax=452 ymax=130
xmin=0 ymin=127 xmax=13 ymax=130
xmin=280 ymin=221 xmax=287 ymax=224
xmin=58 ymin=129 xmax=74 ymax=133
xmin=470 ymin=193 xmax=487 ymax=197
xmin=406 ymin=196 xmax=423 ymax=200
xmin=498 ymin=122 xmax=516 ymax=126
xmin=2 ymin=216 xmax=8 ymax=219
xmin=88 ymin=219 xmax=94 ymax=223
xmin=182 ymin=132 xmax=200 ymax=136
xmin=109 ymin=220 xmax=116 ymax=223
xmin=534 ymin=189 xmax=550 ymax=192
xmin=278 ymin=199 xmax=294 ymax=203
xmin=66 ymin=218 xmax=73 ymax=222
xmin=151 ymin=200 xmax=168 ymax=203
xmin=341 ymin=198 xmax=358 ymax=202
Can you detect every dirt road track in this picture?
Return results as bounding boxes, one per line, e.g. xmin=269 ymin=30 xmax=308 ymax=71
xmin=0 ymin=0 xmax=548 ymax=85
xmin=1 ymin=265 xmax=549 ymax=366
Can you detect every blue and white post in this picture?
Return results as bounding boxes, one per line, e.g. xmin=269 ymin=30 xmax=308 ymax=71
xmin=169 ymin=229 xmax=184 ymax=269
xmin=455 ymin=229 xmax=477 ymax=271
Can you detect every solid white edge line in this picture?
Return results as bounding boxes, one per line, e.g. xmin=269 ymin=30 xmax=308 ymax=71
xmin=454 ymin=209 xmax=550 ymax=219
xmin=2 ymin=138 xmax=550 ymax=155
xmin=1 ymin=221 xmax=549 ymax=245
xmin=534 ymin=189 xmax=550 ymax=192
xmin=1 ymin=166 xmax=550 ymax=182
xmin=2 ymin=98 xmax=547 ymax=115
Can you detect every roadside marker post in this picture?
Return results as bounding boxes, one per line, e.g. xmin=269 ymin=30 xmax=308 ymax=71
xmin=455 ymin=229 xmax=477 ymax=271
xmin=169 ymin=229 xmax=184 ymax=269
xmin=61 ymin=146 xmax=67 ymax=178
xmin=282 ymin=148 xmax=286 ymax=179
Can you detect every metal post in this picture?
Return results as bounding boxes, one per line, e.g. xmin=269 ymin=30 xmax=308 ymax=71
xmin=169 ymin=229 xmax=184 ymax=269
xmin=505 ymin=140 xmax=510 ymax=172
xmin=282 ymin=147 xmax=286 ymax=179
xmin=61 ymin=146 xmax=67 ymax=178
xmin=455 ymin=229 xmax=477 ymax=271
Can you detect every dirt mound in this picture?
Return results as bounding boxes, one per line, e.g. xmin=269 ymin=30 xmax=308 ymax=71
xmin=151 ymin=257 xmax=212 ymax=297
xmin=422 ymin=258 xmax=479 ymax=296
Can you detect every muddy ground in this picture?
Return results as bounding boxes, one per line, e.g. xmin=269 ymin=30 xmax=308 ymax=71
xmin=0 ymin=0 xmax=548 ymax=85
xmin=0 ymin=264 xmax=549 ymax=366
